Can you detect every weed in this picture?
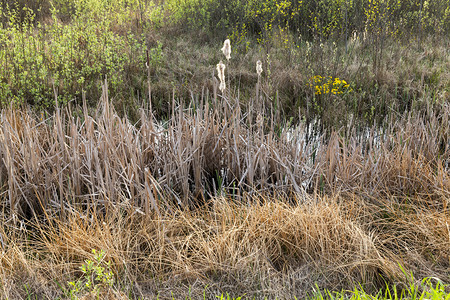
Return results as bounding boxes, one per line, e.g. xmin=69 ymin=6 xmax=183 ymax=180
xmin=65 ymin=249 xmax=114 ymax=299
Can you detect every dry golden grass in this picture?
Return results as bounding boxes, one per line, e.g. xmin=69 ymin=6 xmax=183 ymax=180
xmin=0 ymin=193 xmax=449 ymax=299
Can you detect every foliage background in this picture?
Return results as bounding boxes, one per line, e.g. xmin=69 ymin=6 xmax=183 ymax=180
xmin=0 ymin=0 xmax=448 ymax=115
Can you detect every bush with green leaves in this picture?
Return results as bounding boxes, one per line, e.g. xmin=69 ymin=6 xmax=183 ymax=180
xmin=0 ymin=0 xmax=161 ymax=109
xmin=65 ymin=249 xmax=114 ymax=299
xmin=166 ymin=0 xmax=449 ymax=42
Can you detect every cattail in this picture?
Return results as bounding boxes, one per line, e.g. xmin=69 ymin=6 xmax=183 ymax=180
xmin=216 ymin=60 xmax=226 ymax=92
xmin=256 ymin=60 xmax=263 ymax=77
xmin=219 ymin=81 xmax=226 ymax=93
xmin=221 ymin=39 xmax=231 ymax=61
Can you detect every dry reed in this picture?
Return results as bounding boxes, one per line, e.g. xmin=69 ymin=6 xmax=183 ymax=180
xmin=0 ymin=81 xmax=447 ymax=218
xmin=0 ymin=81 xmax=448 ymax=298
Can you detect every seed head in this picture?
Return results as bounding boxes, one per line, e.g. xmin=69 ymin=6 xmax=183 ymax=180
xmin=219 ymin=81 xmax=226 ymax=93
xmin=221 ymin=39 xmax=231 ymax=61
xmin=256 ymin=60 xmax=263 ymax=76
xmin=216 ymin=60 xmax=226 ymax=92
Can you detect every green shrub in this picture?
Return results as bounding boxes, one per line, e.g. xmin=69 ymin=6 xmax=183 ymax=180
xmin=65 ymin=249 xmax=115 ymax=299
xmin=166 ymin=0 xmax=449 ymax=42
xmin=0 ymin=1 xmax=159 ymax=109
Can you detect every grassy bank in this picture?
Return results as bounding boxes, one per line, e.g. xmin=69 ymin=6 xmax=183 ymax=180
xmin=0 ymin=94 xmax=448 ymax=299
xmin=1 ymin=191 xmax=449 ymax=299
xmin=1 ymin=192 xmax=450 ymax=299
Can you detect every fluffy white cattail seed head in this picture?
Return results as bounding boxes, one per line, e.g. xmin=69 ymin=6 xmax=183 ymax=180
xmin=219 ymin=81 xmax=226 ymax=93
xmin=256 ymin=60 xmax=263 ymax=76
xmin=216 ymin=60 xmax=226 ymax=92
xmin=221 ymin=39 xmax=231 ymax=61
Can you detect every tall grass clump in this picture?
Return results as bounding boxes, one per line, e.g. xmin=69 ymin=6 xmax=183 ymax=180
xmin=0 ymin=180 xmax=449 ymax=298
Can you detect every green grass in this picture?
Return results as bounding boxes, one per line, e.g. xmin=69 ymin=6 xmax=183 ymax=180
xmin=308 ymin=279 xmax=450 ymax=300
xmin=53 ymin=271 xmax=450 ymax=299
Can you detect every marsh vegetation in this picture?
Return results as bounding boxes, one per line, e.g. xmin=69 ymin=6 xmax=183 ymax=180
xmin=0 ymin=0 xmax=449 ymax=299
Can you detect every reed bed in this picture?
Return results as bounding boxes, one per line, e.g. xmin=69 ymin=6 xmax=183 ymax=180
xmin=0 ymin=82 xmax=449 ymax=298
xmin=0 ymin=81 xmax=448 ymax=218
